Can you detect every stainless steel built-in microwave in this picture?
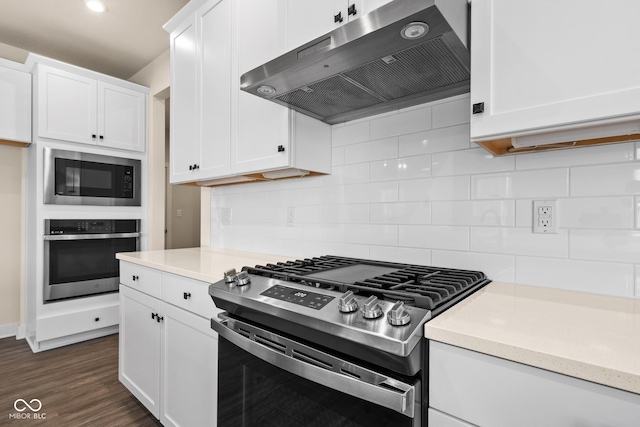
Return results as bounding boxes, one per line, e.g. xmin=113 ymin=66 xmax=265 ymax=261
xmin=44 ymin=148 xmax=141 ymax=206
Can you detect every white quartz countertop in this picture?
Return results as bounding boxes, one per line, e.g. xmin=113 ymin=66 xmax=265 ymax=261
xmin=116 ymin=247 xmax=290 ymax=283
xmin=425 ymin=281 xmax=640 ymax=395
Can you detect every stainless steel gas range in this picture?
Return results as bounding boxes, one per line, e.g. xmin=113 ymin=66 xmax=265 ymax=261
xmin=209 ymin=255 xmax=490 ymax=426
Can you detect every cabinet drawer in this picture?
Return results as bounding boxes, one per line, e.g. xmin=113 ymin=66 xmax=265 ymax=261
xmin=161 ymin=272 xmax=221 ymax=319
xmin=36 ymin=304 xmax=119 ymax=342
xmin=120 ymin=262 xmax=162 ymax=299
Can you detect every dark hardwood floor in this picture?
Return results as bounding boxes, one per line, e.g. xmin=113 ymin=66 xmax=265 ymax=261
xmin=0 ymin=334 xmax=161 ymax=426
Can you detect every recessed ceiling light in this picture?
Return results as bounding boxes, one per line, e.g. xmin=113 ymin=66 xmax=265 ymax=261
xmin=85 ymin=0 xmax=107 ymax=13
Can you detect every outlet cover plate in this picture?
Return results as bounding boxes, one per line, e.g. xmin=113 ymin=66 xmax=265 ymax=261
xmin=533 ymin=200 xmax=558 ymax=234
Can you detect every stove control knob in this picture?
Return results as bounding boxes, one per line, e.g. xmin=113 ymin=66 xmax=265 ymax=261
xmin=387 ymin=301 xmax=411 ymax=326
xmin=360 ymin=295 xmax=383 ymax=319
xmin=235 ymin=271 xmax=251 ymax=286
xmin=337 ymin=290 xmax=358 ymax=313
xmin=223 ymin=269 xmax=237 ymax=284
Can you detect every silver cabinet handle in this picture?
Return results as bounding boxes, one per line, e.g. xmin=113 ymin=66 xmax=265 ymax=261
xmin=211 ymin=313 xmax=415 ymax=418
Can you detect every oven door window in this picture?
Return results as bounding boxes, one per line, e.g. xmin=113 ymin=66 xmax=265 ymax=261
xmin=218 ymin=337 xmax=413 ymax=427
xmin=48 ymin=237 xmax=136 ymax=285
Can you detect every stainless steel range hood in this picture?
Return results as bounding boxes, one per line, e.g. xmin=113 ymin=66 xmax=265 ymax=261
xmin=240 ymin=0 xmax=470 ymax=125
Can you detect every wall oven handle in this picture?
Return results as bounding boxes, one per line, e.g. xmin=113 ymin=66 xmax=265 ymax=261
xmin=211 ymin=313 xmax=416 ymax=418
xmin=44 ymin=232 xmax=141 ymax=241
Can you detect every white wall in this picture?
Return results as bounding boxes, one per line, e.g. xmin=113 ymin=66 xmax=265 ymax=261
xmin=0 ymin=145 xmax=25 ymax=336
xmin=209 ymin=94 xmax=640 ymax=298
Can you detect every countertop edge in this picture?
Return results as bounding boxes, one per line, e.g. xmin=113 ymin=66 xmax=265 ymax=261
xmin=116 ymin=252 xmax=216 ymax=283
xmin=425 ymin=325 xmax=640 ymax=396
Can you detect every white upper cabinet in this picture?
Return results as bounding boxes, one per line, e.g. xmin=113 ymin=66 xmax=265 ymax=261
xmin=169 ymin=0 xmax=231 ymax=184
xmin=36 ymin=64 xmax=147 ymax=152
xmin=0 ymin=59 xmax=31 ymax=145
xmin=165 ymin=0 xmax=331 ymax=186
xmin=470 ymin=0 xmax=640 ymax=154
xmin=232 ymin=0 xmax=291 ymax=174
xmin=287 ymin=0 xmax=393 ymax=50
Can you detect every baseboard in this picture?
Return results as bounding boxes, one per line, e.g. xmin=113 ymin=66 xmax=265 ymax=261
xmin=28 ymin=325 xmax=119 ymax=353
xmin=0 ymin=323 xmax=18 ymax=339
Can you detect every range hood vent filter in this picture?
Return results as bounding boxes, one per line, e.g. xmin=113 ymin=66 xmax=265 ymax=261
xmin=343 ymin=36 xmax=470 ymax=101
xmin=240 ymin=0 xmax=470 ymax=124
xmin=276 ymin=75 xmax=384 ymax=118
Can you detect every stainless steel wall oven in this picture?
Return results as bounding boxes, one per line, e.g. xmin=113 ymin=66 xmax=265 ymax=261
xmin=44 ymin=219 xmax=140 ymax=303
xmin=44 ymin=147 xmax=141 ymax=206
xmin=210 ymin=256 xmax=490 ymax=426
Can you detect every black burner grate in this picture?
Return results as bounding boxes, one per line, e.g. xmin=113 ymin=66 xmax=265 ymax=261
xmin=246 ymin=256 xmax=488 ymax=310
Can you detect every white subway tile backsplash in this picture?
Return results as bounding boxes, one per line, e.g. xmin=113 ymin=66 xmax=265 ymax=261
xmin=399 ymin=124 xmax=471 ymax=156
xmin=515 ymin=143 xmax=635 ymax=170
xmin=370 ymin=106 xmax=432 ymax=140
xmin=323 ymin=204 xmax=369 ymax=224
xmin=209 ymin=96 xmax=640 ymax=299
xmin=332 ymin=146 xmax=345 ymax=166
xmin=345 ymin=224 xmax=398 ymax=246
xmin=399 ymin=225 xmax=469 ymax=251
xmin=432 ymin=250 xmax=515 ymax=282
xmin=322 ymin=164 xmax=370 ymax=186
xmin=302 ymin=186 xmax=344 ymax=205
xmin=296 ymin=205 xmax=323 ymax=224
xmin=332 ymin=121 xmax=370 ymax=147
xmin=571 ymin=163 xmax=640 ymax=196
xmin=269 ymin=189 xmax=304 ymax=206
xmin=369 ymin=155 xmax=431 ymax=182
xmin=472 ymin=168 xmax=569 ymax=199
xmin=570 ymin=229 xmax=640 ymax=263
xmin=370 ymin=202 xmax=431 ymax=225
xmin=560 ymin=197 xmax=635 ymax=229
xmin=344 ymin=181 xmax=398 ymax=203
xmin=471 ymin=227 xmax=568 ymax=258
xmin=432 ymin=200 xmax=515 ymax=226
xmin=431 ymin=97 xmax=470 ymax=129
xmin=432 ymin=148 xmax=514 ymax=177
xmin=399 ymin=176 xmax=470 ymax=201
xmin=516 ymin=256 xmax=635 ymax=297
xmin=344 ymin=137 xmax=398 ymax=164
xmin=370 ymin=246 xmax=431 ymax=265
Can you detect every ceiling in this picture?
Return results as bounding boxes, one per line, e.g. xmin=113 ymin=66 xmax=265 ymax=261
xmin=0 ymin=0 xmax=189 ymax=80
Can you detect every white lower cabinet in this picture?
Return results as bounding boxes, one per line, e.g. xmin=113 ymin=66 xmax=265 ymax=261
xmin=119 ymin=264 xmax=220 ymax=426
xmin=429 ymin=341 xmax=640 ymax=427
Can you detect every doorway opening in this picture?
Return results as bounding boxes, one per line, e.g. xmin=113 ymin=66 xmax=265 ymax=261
xmin=164 ymin=98 xmax=201 ymax=249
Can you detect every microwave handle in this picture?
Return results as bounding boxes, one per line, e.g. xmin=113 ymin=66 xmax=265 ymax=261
xmin=44 ymin=232 xmax=141 ymax=241
xmin=211 ymin=313 xmax=415 ymax=418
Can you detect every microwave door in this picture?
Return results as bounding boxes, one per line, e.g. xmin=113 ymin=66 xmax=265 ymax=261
xmin=65 ymin=162 xmax=80 ymax=195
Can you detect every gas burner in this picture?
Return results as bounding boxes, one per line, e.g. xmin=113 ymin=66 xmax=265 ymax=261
xmin=246 ymin=255 xmax=488 ymax=310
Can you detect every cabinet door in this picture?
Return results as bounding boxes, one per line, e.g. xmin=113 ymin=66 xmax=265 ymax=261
xmin=232 ymin=0 xmax=291 ymax=175
xmin=38 ymin=66 xmax=97 ymax=145
xmin=160 ymin=302 xmax=218 ymax=427
xmin=470 ymin=0 xmax=640 ymax=142
xmin=119 ymin=285 xmax=161 ymax=418
xmin=170 ymin=16 xmax=200 ymax=184
xmin=97 ymin=82 xmax=146 ymax=152
xmin=198 ymin=0 xmax=231 ymax=179
xmin=0 ymin=64 xmax=31 ymax=144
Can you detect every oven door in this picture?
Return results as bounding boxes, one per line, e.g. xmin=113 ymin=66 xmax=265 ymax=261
xmin=212 ymin=314 xmax=420 ymax=427
xmin=43 ymin=232 xmax=139 ymax=302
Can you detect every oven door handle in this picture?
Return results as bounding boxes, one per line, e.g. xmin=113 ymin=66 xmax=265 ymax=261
xmin=44 ymin=232 xmax=141 ymax=241
xmin=212 ymin=314 xmax=416 ymax=418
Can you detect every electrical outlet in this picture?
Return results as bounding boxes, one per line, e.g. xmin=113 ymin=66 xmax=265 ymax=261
xmin=287 ymin=207 xmax=296 ymax=227
xmin=176 ymin=209 xmax=182 ymax=218
xmin=221 ymin=208 xmax=232 ymax=225
xmin=533 ymin=200 xmax=558 ymax=234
